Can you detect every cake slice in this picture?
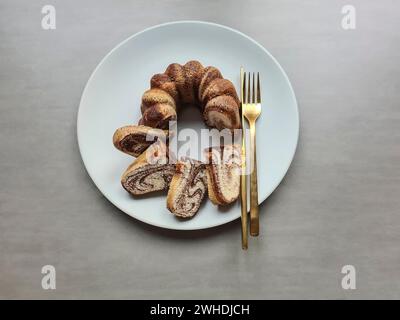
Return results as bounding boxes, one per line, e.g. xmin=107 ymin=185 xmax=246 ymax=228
xmin=166 ymin=159 xmax=208 ymax=218
xmin=205 ymin=144 xmax=241 ymax=205
xmin=121 ymin=142 xmax=175 ymax=195
xmin=113 ymin=125 xmax=167 ymax=157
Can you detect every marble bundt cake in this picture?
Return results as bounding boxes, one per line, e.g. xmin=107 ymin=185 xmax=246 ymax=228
xmin=166 ymin=159 xmax=208 ymax=218
xmin=121 ymin=142 xmax=175 ymax=195
xmin=113 ymin=61 xmax=242 ymax=218
xmin=139 ymin=61 xmax=241 ymax=130
xmin=205 ymin=144 xmax=241 ymax=205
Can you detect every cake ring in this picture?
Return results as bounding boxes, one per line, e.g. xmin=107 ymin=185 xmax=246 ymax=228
xmin=113 ymin=61 xmax=241 ymax=218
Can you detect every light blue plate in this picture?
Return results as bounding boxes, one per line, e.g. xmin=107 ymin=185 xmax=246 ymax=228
xmin=77 ymin=21 xmax=299 ymax=230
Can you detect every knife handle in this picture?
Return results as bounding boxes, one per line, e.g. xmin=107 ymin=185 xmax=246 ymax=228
xmin=249 ymin=120 xmax=259 ymax=236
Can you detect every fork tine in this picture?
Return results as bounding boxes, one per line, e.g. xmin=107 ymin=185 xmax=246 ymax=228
xmin=243 ymin=72 xmax=245 ymax=103
xmin=257 ymin=72 xmax=261 ymax=103
xmin=247 ymin=72 xmax=251 ymax=104
xmin=252 ymin=72 xmax=255 ymax=104
xmin=240 ymin=69 xmax=244 ymax=103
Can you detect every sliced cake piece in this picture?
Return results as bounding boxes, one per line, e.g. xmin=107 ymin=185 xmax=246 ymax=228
xmin=167 ymin=159 xmax=208 ymax=218
xmin=113 ymin=125 xmax=167 ymax=157
xmin=205 ymin=144 xmax=241 ymax=205
xmin=121 ymin=142 xmax=175 ymax=195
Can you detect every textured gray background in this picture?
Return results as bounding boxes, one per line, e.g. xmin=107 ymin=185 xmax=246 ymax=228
xmin=1 ymin=0 xmax=399 ymax=299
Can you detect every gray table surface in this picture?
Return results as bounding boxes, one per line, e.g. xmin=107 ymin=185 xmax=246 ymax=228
xmin=1 ymin=0 xmax=399 ymax=300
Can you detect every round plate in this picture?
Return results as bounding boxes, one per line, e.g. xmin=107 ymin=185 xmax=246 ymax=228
xmin=77 ymin=21 xmax=299 ymax=230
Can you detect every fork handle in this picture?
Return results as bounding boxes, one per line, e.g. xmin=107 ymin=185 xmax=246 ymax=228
xmin=249 ymin=120 xmax=259 ymax=236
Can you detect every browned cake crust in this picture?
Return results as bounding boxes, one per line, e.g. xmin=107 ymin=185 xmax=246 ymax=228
xmin=201 ymin=78 xmax=239 ymax=105
xmin=150 ymin=73 xmax=180 ymax=103
xmin=141 ymin=88 xmax=176 ymax=113
xmin=184 ymin=61 xmax=205 ymax=94
xmin=203 ymin=95 xmax=241 ymax=130
xmin=198 ymin=66 xmax=223 ymax=102
xmin=166 ymin=159 xmax=208 ymax=218
xmin=113 ymin=125 xmax=167 ymax=157
xmin=165 ymin=63 xmax=187 ymax=103
xmin=141 ymin=103 xmax=177 ymax=129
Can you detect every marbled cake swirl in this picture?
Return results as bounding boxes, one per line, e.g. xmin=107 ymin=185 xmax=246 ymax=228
xmin=167 ymin=159 xmax=207 ymax=218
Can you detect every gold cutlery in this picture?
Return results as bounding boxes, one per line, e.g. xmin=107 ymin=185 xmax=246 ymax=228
xmin=240 ymin=67 xmax=248 ymax=249
xmin=243 ymin=72 xmax=261 ymax=236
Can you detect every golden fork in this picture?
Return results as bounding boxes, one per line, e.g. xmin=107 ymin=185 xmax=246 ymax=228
xmin=243 ymin=72 xmax=261 ymax=236
xmin=240 ymin=67 xmax=248 ymax=249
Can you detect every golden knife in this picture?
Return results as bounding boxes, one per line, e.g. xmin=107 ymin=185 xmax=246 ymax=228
xmin=240 ymin=67 xmax=248 ymax=249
